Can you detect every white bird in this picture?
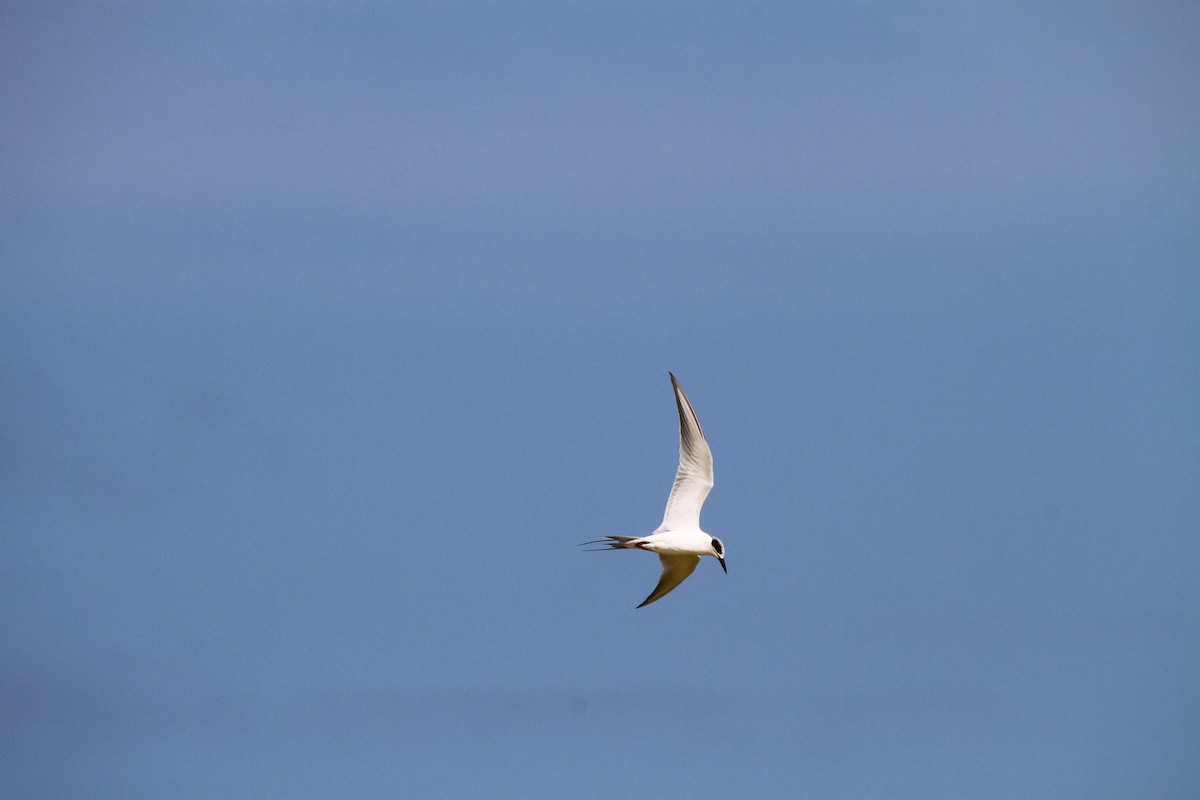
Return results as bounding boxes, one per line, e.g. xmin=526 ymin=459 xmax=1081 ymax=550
xmin=582 ymin=373 xmax=726 ymax=607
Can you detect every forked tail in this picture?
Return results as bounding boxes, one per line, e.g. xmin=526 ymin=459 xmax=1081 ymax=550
xmin=579 ymin=536 xmax=640 ymax=551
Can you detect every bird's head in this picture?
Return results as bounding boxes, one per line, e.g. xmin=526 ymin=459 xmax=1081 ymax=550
xmin=709 ymin=536 xmax=727 ymax=573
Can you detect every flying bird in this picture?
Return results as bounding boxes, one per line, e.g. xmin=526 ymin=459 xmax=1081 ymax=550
xmin=582 ymin=373 xmax=726 ymax=607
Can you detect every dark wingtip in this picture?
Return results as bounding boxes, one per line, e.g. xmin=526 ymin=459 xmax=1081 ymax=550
xmin=636 ymin=589 xmax=666 ymax=608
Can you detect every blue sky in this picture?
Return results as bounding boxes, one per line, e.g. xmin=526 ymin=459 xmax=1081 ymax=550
xmin=3 ymin=2 xmax=1198 ymax=797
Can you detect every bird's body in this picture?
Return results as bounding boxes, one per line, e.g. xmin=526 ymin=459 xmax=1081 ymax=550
xmin=582 ymin=373 xmax=726 ymax=608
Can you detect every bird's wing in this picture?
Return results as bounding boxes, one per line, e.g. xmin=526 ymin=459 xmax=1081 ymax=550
xmin=637 ymin=554 xmax=701 ymax=608
xmin=660 ymin=373 xmax=714 ymax=530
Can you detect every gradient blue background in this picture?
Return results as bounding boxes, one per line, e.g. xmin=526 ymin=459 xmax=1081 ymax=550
xmin=3 ymin=3 xmax=1198 ymax=797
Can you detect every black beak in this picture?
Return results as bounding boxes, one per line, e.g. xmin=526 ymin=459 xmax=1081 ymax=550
xmin=718 ymin=556 xmax=727 ymax=574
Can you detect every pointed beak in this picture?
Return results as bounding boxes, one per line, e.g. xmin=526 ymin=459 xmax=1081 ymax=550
xmin=718 ymin=556 xmax=727 ymax=574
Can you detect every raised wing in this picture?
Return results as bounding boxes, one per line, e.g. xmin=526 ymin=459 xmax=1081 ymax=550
xmin=660 ymin=373 xmax=714 ymax=530
xmin=637 ymin=554 xmax=701 ymax=608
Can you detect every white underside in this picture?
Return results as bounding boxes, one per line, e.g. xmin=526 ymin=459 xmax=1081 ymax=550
xmin=635 ymin=527 xmax=713 ymax=556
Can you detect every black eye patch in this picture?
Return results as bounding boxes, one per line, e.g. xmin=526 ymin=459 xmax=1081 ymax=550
xmin=711 ymin=538 xmax=723 ymax=556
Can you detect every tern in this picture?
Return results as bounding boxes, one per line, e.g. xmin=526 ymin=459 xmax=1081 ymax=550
xmin=582 ymin=373 xmax=726 ymax=607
